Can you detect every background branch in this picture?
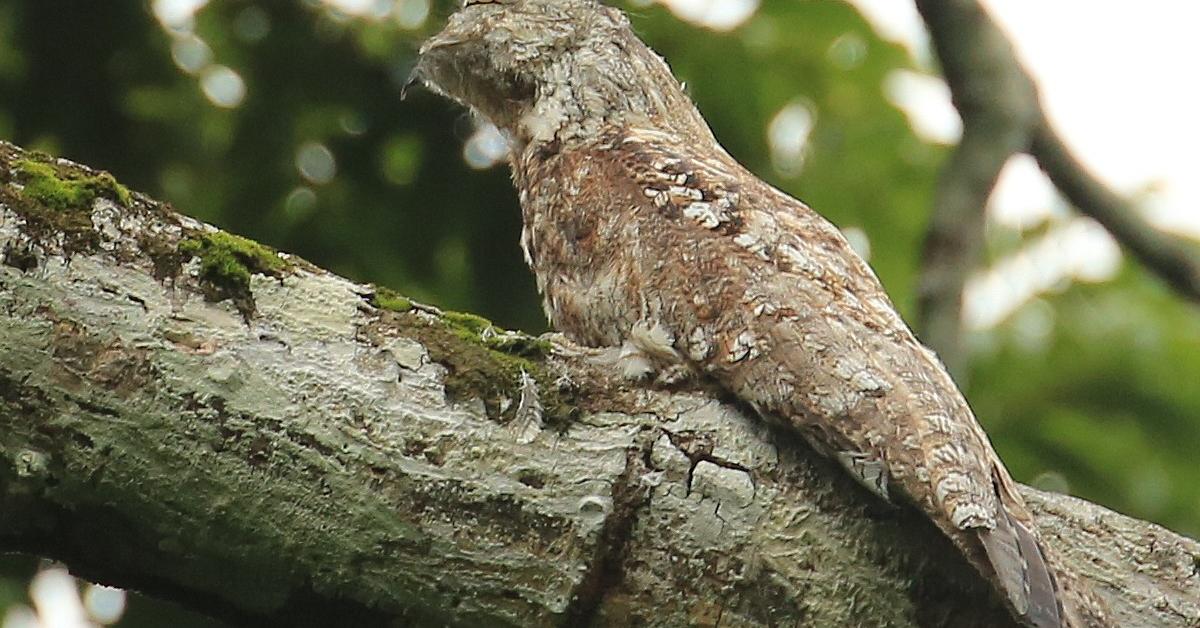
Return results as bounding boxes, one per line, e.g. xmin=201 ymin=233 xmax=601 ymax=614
xmin=914 ymin=0 xmax=1037 ymax=377
xmin=2 ymin=145 xmax=1198 ymax=627
xmin=913 ymin=0 xmax=1200 ymax=371
xmin=1030 ymin=116 xmax=1200 ymax=300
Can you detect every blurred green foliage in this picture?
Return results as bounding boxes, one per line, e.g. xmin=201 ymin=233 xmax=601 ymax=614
xmin=1 ymin=0 xmax=1197 ymax=624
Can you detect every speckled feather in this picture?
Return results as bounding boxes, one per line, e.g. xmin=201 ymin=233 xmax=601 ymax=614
xmin=414 ymin=2 xmax=1104 ymax=626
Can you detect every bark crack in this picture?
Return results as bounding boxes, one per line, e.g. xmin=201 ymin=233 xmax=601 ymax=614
xmin=561 ymin=428 xmax=655 ymax=626
xmin=661 ymin=427 xmax=754 ymax=496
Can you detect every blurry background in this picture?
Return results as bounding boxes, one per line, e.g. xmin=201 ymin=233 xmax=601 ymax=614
xmin=1 ymin=0 xmax=1197 ymax=625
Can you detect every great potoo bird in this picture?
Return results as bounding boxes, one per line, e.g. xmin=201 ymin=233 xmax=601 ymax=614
xmin=413 ymin=1 xmax=1106 ymax=626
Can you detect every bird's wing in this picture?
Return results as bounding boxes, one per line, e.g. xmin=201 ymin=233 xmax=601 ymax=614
xmin=740 ymin=179 xmax=1065 ymax=628
xmin=615 ymin=130 xmax=1062 ymax=625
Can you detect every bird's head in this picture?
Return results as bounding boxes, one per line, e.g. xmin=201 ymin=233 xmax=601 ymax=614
xmin=412 ymin=0 xmax=706 ymax=147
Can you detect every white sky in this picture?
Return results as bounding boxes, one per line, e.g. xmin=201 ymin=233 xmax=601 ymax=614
xmin=851 ymin=0 xmax=1200 ymax=238
xmin=984 ymin=1 xmax=1200 ymax=238
xmin=841 ymin=0 xmax=1200 ymax=327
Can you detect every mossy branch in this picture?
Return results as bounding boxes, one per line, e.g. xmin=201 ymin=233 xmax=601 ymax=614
xmin=1 ymin=141 xmax=1197 ymax=627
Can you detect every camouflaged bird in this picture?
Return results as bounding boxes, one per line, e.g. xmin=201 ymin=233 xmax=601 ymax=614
xmin=413 ymin=1 xmax=1106 ymax=625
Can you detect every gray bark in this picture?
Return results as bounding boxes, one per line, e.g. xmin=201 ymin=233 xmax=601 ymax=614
xmin=1 ymin=142 xmax=1197 ymax=627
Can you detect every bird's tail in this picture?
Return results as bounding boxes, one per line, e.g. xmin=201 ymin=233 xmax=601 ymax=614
xmin=978 ymin=506 xmax=1062 ymax=627
xmin=976 ymin=467 xmax=1106 ymax=628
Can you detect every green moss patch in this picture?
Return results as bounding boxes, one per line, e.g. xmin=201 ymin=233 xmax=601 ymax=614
xmin=0 ymin=152 xmax=134 ymax=255
xmin=481 ymin=331 xmax=555 ymax=358
xmin=0 ymin=144 xmax=201 ymax=283
xmin=442 ymin=311 xmax=493 ymax=337
xmin=366 ymin=288 xmax=553 ymax=359
xmin=441 ymin=310 xmax=554 ymax=357
xmin=369 ymin=308 xmax=577 ymax=428
xmin=179 ymin=231 xmax=290 ymax=320
xmin=368 ymin=286 xmax=413 ymax=313
xmin=14 ymin=158 xmax=132 ymax=210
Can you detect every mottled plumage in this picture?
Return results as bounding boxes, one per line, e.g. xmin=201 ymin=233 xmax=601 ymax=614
xmin=413 ymin=1 xmax=1104 ymax=626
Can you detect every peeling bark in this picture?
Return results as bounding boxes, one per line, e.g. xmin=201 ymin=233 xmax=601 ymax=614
xmin=1 ymin=142 xmax=1197 ymax=627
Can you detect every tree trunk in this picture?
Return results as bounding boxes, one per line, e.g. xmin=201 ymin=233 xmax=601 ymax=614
xmin=0 ymin=141 xmax=1196 ymax=627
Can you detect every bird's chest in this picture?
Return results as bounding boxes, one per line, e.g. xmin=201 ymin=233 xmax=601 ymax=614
xmin=513 ymin=147 xmax=651 ymax=346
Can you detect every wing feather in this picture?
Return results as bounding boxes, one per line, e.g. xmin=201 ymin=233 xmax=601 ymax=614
xmin=603 ymin=130 xmax=1073 ymax=626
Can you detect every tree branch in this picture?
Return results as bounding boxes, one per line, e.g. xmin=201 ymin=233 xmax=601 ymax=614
xmin=1 ymin=142 xmax=1197 ymax=627
xmin=913 ymin=0 xmax=1200 ymax=368
xmin=1030 ymin=116 xmax=1200 ymax=300
xmin=913 ymin=0 xmax=1038 ymax=379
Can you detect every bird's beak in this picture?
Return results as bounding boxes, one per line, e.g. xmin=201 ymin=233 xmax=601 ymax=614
xmin=401 ymin=63 xmax=423 ymax=101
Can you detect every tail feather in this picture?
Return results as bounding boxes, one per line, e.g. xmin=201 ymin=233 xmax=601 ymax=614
xmin=1011 ymin=516 xmax=1061 ymax=627
xmin=977 ymin=519 xmax=1029 ymax=614
xmin=977 ymin=468 xmax=1064 ymax=628
xmin=977 ymin=509 xmax=1062 ymax=627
